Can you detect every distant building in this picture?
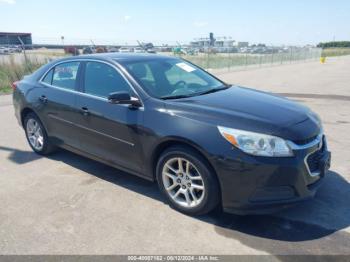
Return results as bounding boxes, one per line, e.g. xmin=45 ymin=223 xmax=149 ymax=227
xmin=235 ymin=41 xmax=249 ymax=48
xmin=215 ymin=37 xmax=235 ymax=48
xmin=0 ymin=32 xmax=32 ymax=46
xmin=191 ymin=34 xmax=235 ymax=48
xmin=190 ymin=37 xmax=211 ymax=48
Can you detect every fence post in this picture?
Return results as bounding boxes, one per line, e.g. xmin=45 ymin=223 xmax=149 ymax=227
xmin=280 ymin=53 xmax=283 ymax=65
xmin=228 ymin=52 xmax=231 ymax=72
xmin=259 ymin=55 xmax=262 ymax=67
xmin=206 ymin=52 xmax=209 ymax=70
xmin=17 ymin=36 xmax=31 ymax=72
xmin=271 ymin=52 xmax=274 ymax=65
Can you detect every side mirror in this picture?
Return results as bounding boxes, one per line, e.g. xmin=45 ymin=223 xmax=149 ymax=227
xmin=108 ymin=91 xmax=142 ymax=108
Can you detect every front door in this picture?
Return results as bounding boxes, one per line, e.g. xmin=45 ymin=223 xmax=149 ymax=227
xmin=75 ymin=61 xmax=144 ymax=173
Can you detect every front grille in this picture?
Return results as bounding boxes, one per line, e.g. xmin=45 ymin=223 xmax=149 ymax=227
xmin=307 ymin=150 xmax=323 ymax=173
xmin=306 ymin=136 xmax=325 ymax=174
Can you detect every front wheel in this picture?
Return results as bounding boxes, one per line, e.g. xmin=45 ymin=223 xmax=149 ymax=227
xmin=156 ymin=146 xmax=220 ymax=215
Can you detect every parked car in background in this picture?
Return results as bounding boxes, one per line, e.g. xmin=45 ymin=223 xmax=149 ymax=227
xmin=8 ymin=46 xmax=16 ymax=53
xmin=146 ymin=48 xmax=157 ymax=54
xmin=14 ymin=45 xmax=23 ymax=53
xmin=119 ymin=47 xmax=133 ymax=53
xmin=140 ymin=42 xmax=156 ymax=54
xmin=0 ymin=47 xmax=9 ymax=54
xmin=83 ymin=46 xmax=96 ymax=54
xmin=7 ymin=46 xmax=22 ymax=53
xmin=96 ymin=46 xmax=108 ymax=53
xmin=107 ymin=46 xmax=119 ymax=53
xmin=64 ymin=46 xmax=80 ymax=56
xmin=12 ymin=53 xmax=331 ymax=216
xmin=134 ymin=47 xmax=145 ymax=53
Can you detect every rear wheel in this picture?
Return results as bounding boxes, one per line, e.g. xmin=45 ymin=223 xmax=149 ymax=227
xmin=24 ymin=113 xmax=56 ymax=155
xmin=156 ymin=146 xmax=220 ymax=215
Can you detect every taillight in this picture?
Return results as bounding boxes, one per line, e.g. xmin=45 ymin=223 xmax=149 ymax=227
xmin=11 ymin=81 xmax=19 ymax=91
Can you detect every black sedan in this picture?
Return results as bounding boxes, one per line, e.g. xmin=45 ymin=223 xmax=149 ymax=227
xmin=12 ymin=53 xmax=331 ymax=215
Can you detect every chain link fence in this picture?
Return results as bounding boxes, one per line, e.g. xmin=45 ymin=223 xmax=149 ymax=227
xmin=0 ymin=44 xmax=323 ymax=94
xmin=175 ymin=47 xmax=322 ymax=73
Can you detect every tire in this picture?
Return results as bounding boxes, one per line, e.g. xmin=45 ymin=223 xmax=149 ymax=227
xmin=156 ymin=146 xmax=220 ymax=216
xmin=24 ymin=112 xmax=56 ymax=155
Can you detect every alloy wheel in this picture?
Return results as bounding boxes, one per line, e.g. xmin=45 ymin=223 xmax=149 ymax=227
xmin=162 ymin=157 xmax=205 ymax=208
xmin=26 ymin=118 xmax=44 ymax=151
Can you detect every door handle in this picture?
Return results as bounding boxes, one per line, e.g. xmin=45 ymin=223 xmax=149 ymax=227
xmin=81 ymin=107 xmax=90 ymax=116
xmin=39 ymin=95 xmax=48 ymax=103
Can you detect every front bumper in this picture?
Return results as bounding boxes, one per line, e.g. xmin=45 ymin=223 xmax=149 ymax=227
xmin=212 ymin=135 xmax=331 ymax=215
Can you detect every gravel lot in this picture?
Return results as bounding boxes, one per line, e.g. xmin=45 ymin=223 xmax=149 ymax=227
xmin=0 ymin=56 xmax=349 ymax=256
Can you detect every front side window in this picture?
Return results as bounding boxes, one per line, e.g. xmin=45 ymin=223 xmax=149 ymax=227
xmin=122 ymin=58 xmax=225 ymax=99
xmin=52 ymin=62 xmax=80 ymax=90
xmin=84 ymin=62 xmax=131 ymax=98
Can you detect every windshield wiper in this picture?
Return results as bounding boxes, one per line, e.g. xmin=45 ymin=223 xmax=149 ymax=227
xmin=161 ymin=94 xmax=194 ymax=100
xmin=161 ymin=85 xmax=232 ymax=100
xmin=196 ymin=85 xmax=231 ymax=96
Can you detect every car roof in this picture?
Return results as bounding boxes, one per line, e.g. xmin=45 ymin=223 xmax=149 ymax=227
xmin=57 ymin=53 xmax=176 ymax=64
xmin=34 ymin=53 xmax=182 ymax=81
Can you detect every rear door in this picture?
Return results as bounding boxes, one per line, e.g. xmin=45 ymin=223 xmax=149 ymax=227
xmin=39 ymin=61 xmax=82 ymax=149
xmin=75 ymin=61 xmax=144 ymax=173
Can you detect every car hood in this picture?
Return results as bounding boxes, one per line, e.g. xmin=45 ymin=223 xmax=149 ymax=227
xmin=166 ymin=86 xmax=322 ymax=141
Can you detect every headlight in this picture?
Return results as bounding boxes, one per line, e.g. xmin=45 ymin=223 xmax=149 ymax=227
xmin=218 ymin=126 xmax=293 ymax=157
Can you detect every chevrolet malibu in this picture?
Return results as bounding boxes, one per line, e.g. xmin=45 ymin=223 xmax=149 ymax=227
xmin=12 ymin=53 xmax=331 ymax=215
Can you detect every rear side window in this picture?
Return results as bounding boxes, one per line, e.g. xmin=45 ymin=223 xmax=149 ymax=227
xmin=84 ymin=62 xmax=131 ymax=98
xmin=52 ymin=62 xmax=80 ymax=90
xmin=42 ymin=69 xmax=53 ymax=85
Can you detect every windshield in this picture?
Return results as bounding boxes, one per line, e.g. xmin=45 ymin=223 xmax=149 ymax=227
xmin=121 ymin=58 xmax=226 ymax=99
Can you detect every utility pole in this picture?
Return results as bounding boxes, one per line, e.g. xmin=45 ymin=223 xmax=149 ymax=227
xmin=17 ymin=36 xmax=29 ymax=70
xmin=90 ymin=39 xmax=96 ymax=48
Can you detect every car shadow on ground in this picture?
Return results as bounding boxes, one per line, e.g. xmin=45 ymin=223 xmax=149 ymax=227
xmin=201 ymin=171 xmax=350 ymax=254
xmin=2 ymin=146 xmax=350 ymax=255
xmin=51 ymin=149 xmax=350 ymax=255
xmin=0 ymin=146 xmax=42 ymax=164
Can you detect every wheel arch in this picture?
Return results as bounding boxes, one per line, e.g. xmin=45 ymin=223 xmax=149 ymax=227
xmin=20 ymin=107 xmax=36 ymax=128
xmin=150 ymin=137 xmax=219 ymax=184
xmin=20 ymin=107 xmax=48 ymax=132
xmin=151 ymin=137 xmax=223 ymax=211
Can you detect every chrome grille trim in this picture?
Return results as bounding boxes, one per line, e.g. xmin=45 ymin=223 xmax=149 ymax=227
xmin=287 ymin=133 xmax=324 ymax=177
xmin=304 ymin=137 xmax=324 ymax=177
xmin=287 ymin=133 xmax=323 ymax=151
